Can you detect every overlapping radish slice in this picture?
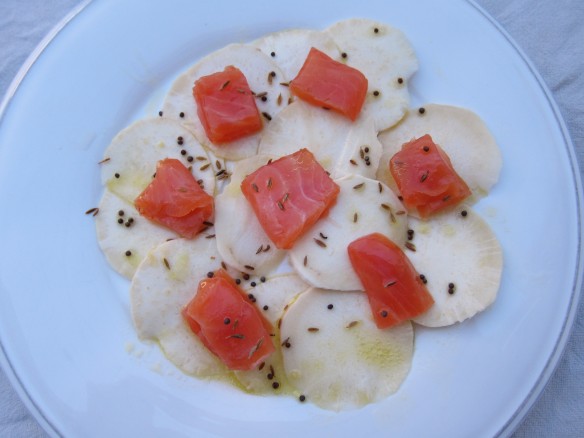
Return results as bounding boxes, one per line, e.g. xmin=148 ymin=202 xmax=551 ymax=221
xmin=326 ymin=18 xmax=418 ymax=131
xmin=215 ymin=155 xmax=286 ymax=276
xmin=95 ymin=190 xmax=177 ymax=279
xmin=100 ymin=117 xmax=215 ymax=204
xmin=162 ymin=44 xmax=290 ymax=160
xmin=233 ymin=274 xmax=310 ymax=393
xmin=289 ymin=175 xmax=407 ymax=291
xmin=258 ymin=100 xmax=381 ymax=177
xmin=407 ymin=207 xmax=503 ymax=327
xmin=130 ymin=237 xmax=229 ymax=377
xmin=377 ymin=104 xmax=502 ymax=201
xmin=252 ymin=29 xmax=340 ymax=81
xmin=280 ymin=288 xmax=413 ymax=410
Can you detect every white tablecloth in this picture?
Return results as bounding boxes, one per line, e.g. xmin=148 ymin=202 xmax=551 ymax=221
xmin=1 ymin=0 xmax=583 ymax=436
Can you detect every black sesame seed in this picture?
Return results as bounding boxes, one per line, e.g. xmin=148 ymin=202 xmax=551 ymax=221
xmin=251 ymin=281 xmax=257 ymax=287
xmin=187 ymin=156 xmax=194 ymax=162
xmin=327 ymin=304 xmax=333 ymax=310
xmin=461 ymin=210 xmax=468 ymax=217
xmin=263 ymin=305 xmax=269 ymax=311
xmin=364 ymin=147 xmax=370 ymax=153
xmin=272 ymin=382 xmax=280 ymax=389
xmin=128 ymin=218 xmax=134 ymax=223
xmin=118 ymin=210 xmax=124 ymax=216
xmin=261 ymin=96 xmax=267 ymax=102
xmin=285 ymin=342 xmax=291 ymax=348
xmin=267 ymin=373 xmax=274 ymax=380
xmin=270 ymin=71 xmax=276 ymax=78
xmin=158 ymin=111 xmax=163 ymax=117
xmin=117 ymin=218 xmax=124 ymax=224
xmin=181 ymin=149 xmax=187 ymax=155
xmin=374 ymin=27 xmax=379 ymax=33
xmin=270 ymin=51 xmax=276 ymax=57
xmin=341 ymin=52 xmax=347 ymax=59
xmin=381 ymin=310 xmax=388 ymax=318
xmin=248 ymin=293 xmax=254 ymax=300
xmin=207 ymin=271 xmax=214 ymax=278
xmin=373 ymin=90 xmax=380 ymax=97
xmin=423 ymin=146 xmax=430 ymax=152
xmin=242 ymin=273 xmax=250 ymax=280
xmin=299 ymin=394 xmax=306 ymax=402
xmin=418 ymin=107 xmax=426 ymax=114
xmin=179 ymin=112 xmax=185 ymax=118
xmin=235 ymin=279 xmax=241 ymax=285
xmin=114 ymin=173 xmax=120 ymax=178
xmin=224 ymin=317 xmax=231 ymax=325
xmin=397 ymin=77 xmax=404 ymax=84
xmin=260 ymin=276 xmax=266 ymax=283
xmin=125 ymin=250 xmax=132 ymax=257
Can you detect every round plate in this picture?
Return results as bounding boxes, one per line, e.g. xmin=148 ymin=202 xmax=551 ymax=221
xmin=0 ymin=0 xmax=581 ymax=436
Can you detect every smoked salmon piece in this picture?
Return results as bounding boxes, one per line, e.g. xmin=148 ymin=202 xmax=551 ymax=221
xmin=134 ymin=158 xmax=214 ymax=238
xmin=182 ymin=269 xmax=275 ymax=371
xmin=290 ymin=47 xmax=368 ymax=120
xmin=390 ymin=134 xmax=471 ymax=218
xmin=348 ymin=233 xmax=434 ymax=329
xmin=241 ymin=149 xmax=340 ymax=249
xmin=193 ymin=66 xmax=263 ymax=144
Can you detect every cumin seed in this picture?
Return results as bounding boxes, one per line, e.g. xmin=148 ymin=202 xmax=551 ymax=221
xmin=319 ymin=232 xmax=328 ymax=240
xmin=262 ymin=112 xmax=272 ymax=121
xmin=196 ymin=156 xmax=207 ymax=161
xmin=313 ymin=238 xmax=327 ymax=248
xmin=405 ymin=242 xmax=416 ymax=252
xmin=277 ymin=93 xmax=282 ymax=105
xmin=85 ymin=207 xmax=99 ymax=216
xmin=220 ymin=80 xmax=230 ymax=90
xmin=350 ymin=159 xmax=357 ymax=166
xmin=378 ymin=182 xmax=383 ymax=193
xmin=256 ymin=244 xmax=264 ymax=255
xmin=279 ymin=82 xmax=289 ymax=87
xmin=307 ymin=327 xmax=320 ymax=332
xmin=381 ymin=203 xmax=391 ymax=210
xmin=353 ymin=212 xmax=358 ymax=223
xmin=248 ymin=338 xmax=264 ymax=359
xmin=385 ymin=280 xmax=397 ymax=287
xmin=303 ymin=255 xmax=308 ymax=266
xmin=420 ymin=170 xmax=429 ymax=182
xmin=244 ymin=265 xmax=255 ymax=271
xmin=205 ymin=234 xmax=216 ymax=239
xmin=200 ymin=163 xmax=211 ymax=171
xmin=346 ymin=321 xmax=359 ymax=329
xmin=163 ymin=258 xmax=171 ymax=270
xmin=263 ymin=244 xmax=271 ymax=252
xmin=98 ymin=157 xmax=110 ymax=164
xmin=228 ymin=334 xmax=245 ymax=339
xmin=277 ymin=201 xmax=285 ymax=211
xmin=252 ymin=183 xmax=259 ymax=192
xmin=353 ymin=182 xmax=365 ymax=190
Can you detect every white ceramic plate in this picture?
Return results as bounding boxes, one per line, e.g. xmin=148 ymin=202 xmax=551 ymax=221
xmin=0 ymin=0 xmax=581 ymax=436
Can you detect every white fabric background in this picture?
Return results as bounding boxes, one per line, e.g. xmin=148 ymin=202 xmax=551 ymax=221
xmin=0 ymin=0 xmax=582 ymax=436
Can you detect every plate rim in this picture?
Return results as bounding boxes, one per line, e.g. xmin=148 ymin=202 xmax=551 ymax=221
xmin=0 ymin=1 xmax=581 ymax=437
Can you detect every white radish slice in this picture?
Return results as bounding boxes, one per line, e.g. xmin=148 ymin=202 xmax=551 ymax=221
xmin=331 ymin=116 xmax=383 ymax=179
xmin=95 ymin=190 xmax=177 ymax=279
xmin=289 ymin=175 xmax=407 ymax=291
xmin=233 ymin=274 xmax=310 ymax=393
xmin=252 ymin=29 xmax=340 ymax=81
xmin=161 ymin=44 xmax=290 ymax=160
xmin=280 ymin=288 xmax=413 ymax=411
xmin=215 ymin=155 xmax=286 ymax=276
xmin=130 ymin=237 xmax=228 ymax=377
xmin=377 ymin=104 xmax=502 ymax=201
xmin=100 ymin=117 xmax=215 ymax=204
xmin=258 ymin=100 xmax=381 ymax=177
xmin=408 ymin=207 xmax=503 ymax=327
xmin=326 ymin=18 xmax=418 ymax=131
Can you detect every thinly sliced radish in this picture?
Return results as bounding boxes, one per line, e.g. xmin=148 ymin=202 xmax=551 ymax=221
xmin=408 ymin=207 xmax=503 ymax=327
xmin=326 ymin=18 xmax=418 ymax=131
xmin=234 ymin=274 xmax=310 ymax=393
xmin=100 ymin=117 xmax=214 ymax=204
xmin=215 ymin=155 xmax=286 ymax=276
xmin=130 ymin=237 xmax=228 ymax=377
xmin=252 ymin=28 xmax=339 ymax=81
xmin=289 ymin=175 xmax=407 ymax=291
xmin=377 ymin=104 xmax=502 ymax=202
xmin=258 ymin=100 xmax=381 ymax=177
xmin=95 ymin=190 xmax=177 ymax=279
xmin=162 ymin=44 xmax=290 ymax=160
xmin=280 ymin=287 xmax=413 ymax=410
